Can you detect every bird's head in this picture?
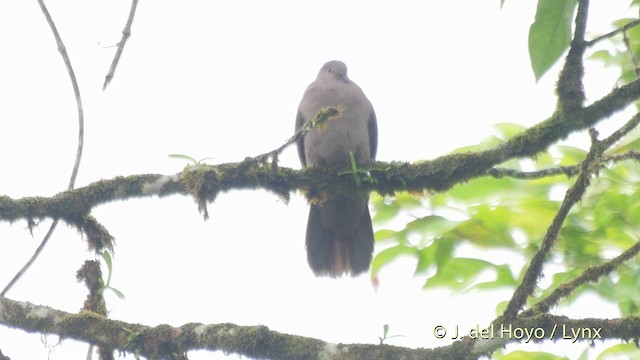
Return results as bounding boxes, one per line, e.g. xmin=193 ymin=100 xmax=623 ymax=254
xmin=317 ymin=60 xmax=349 ymax=82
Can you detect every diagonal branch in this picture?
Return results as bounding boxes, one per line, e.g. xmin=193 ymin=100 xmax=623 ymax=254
xmin=587 ymin=19 xmax=640 ymax=47
xmin=502 ymin=129 xmax=603 ymax=320
xmin=36 ymin=0 xmax=85 ymax=191
xmin=2 ymin=0 xmax=86 ymax=297
xmin=529 ymin=239 xmax=640 ymax=315
xmin=103 ymin=0 xmax=139 ymax=90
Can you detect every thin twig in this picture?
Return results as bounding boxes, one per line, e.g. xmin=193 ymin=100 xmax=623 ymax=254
xmin=587 ymin=19 xmax=640 ymax=47
xmin=489 ymin=112 xmax=640 ymax=181
xmin=1 ymin=0 xmax=85 ymax=296
xmin=600 ymin=112 xmax=640 ymax=149
xmin=487 ymin=165 xmax=579 ymax=179
xmin=623 ymin=29 xmax=640 ymax=78
xmin=254 ymin=105 xmax=345 ymax=162
xmin=0 ymin=221 xmax=59 ymax=296
xmin=488 ymin=150 xmax=640 ymax=180
xmin=529 ymin=239 xmax=640 ymax=314
xmin=608 ymin=150 xmax=640 ymax=162
xmin=103 ymin=0 xmax=139 ymax=90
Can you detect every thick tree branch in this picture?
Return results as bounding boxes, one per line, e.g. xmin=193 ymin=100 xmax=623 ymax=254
xmin=1 ymin=116 xmax=640 ymax=243
xmin=556 ymin=0 xmax=588 ymax=112
xmin=77 ymin=260 xmax=112 ymax=359
xmin=0 ymin=295 xmax=635 ymax=360
xmin=4 ymin=15 xmax=640 ymax=229
xmin=472 ymin=314 xmax=638 ymax=358
xmin=0 ymin=295 xmax=441 ymax=360
xmin=4 ymin=1 xmax=640 ymax=358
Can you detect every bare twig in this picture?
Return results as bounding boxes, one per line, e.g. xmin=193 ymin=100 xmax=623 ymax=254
xmin=587 ymin=19 xmax=640 ymax=47
xmin=35 ymin=0 xmax=85 ymax=190
xmin=0 ymin=221 xmax=59 ymax=296
xmin=1 ymin=0 xmax=85 ymax=296
xmin=103 ymin=0 xmax=139 ymax=90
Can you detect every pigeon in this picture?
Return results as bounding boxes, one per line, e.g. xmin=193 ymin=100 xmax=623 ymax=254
xmin=295 ymin=60 xmax=378 ymax=277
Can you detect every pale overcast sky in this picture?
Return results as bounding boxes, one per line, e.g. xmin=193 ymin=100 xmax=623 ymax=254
xmin=0 ymin=1 xmax=634 ymax=359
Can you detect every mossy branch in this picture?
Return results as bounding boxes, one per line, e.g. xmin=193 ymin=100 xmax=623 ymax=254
xmin=0 ymin=295 xmax=637 ymax=360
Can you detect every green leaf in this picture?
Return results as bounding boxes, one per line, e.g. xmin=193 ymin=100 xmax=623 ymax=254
xmin=415 ymin=237 xmax=455 ymax=274
xmin=496 ymin=350 xmax=569 ymax=360
xmin=528 ymin=0 xmax=577 ymax=81
xmin=495 ymin=300 xmax=509 ymax=316
xmin=406 ymin=215 xmax=460 ymax=237
xmin=588 ymin=49 xmax=613 ymax=63
xmin=168 ymin=154 xmax=197 ymax=163
xmin=453 ymin=206 xmax=518 ymax=248
xmin=102 ymin=250 xmax=113 ymax=276
xmin=555 ymin=145 xmax=586 ymax=165
xmin=609 ymin=128 xmax=640 ymax=154
xmin=576 ymin=347 xmax=589 ymax=360
xmin=101 ymin=250 xmax=126 ymax=299
xmin=106 ymin=286 xmax=126 ymax=300
xmin=596 ymin=342 xmax=640 ymax=360
xmin=372 ymin=202 xmax=399 ymax=223
xmin=392 ymin=192 xmax=422 ymax=208
xmin=447 ymin=177 xmax=520 ymax=203
xmin=494 ymin=122 xmax=527 ymax=139
xmin=423 ymin=257 xmax=495 ymax=290
xmin=101 ymin=250 xmax=114 ymax=287
xmin=415 ymin=246 xmax=434 ymax=274
xmin=471 ymin=264 xmax=518 ymax=290
xmin=370 ymin=245 xmax=416 ymax=277
xmin=374 ymin=229 xmax=400 ymax=242
xmin=450 ymin=135 xmax=504 ymax=153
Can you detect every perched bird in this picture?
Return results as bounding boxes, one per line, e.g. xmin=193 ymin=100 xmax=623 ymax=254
xmin=295 ymin=60 xmax=378 ymax=277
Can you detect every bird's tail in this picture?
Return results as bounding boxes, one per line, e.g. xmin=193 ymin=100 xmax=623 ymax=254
xmin=305 ymin=199 xmax=374 ymax=277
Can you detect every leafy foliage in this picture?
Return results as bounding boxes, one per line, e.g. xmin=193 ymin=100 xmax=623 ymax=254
xmin=528 ymin=0 xmax=578 ymax=81
xmin=372 ymin=123 xmax=640 ymax=358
